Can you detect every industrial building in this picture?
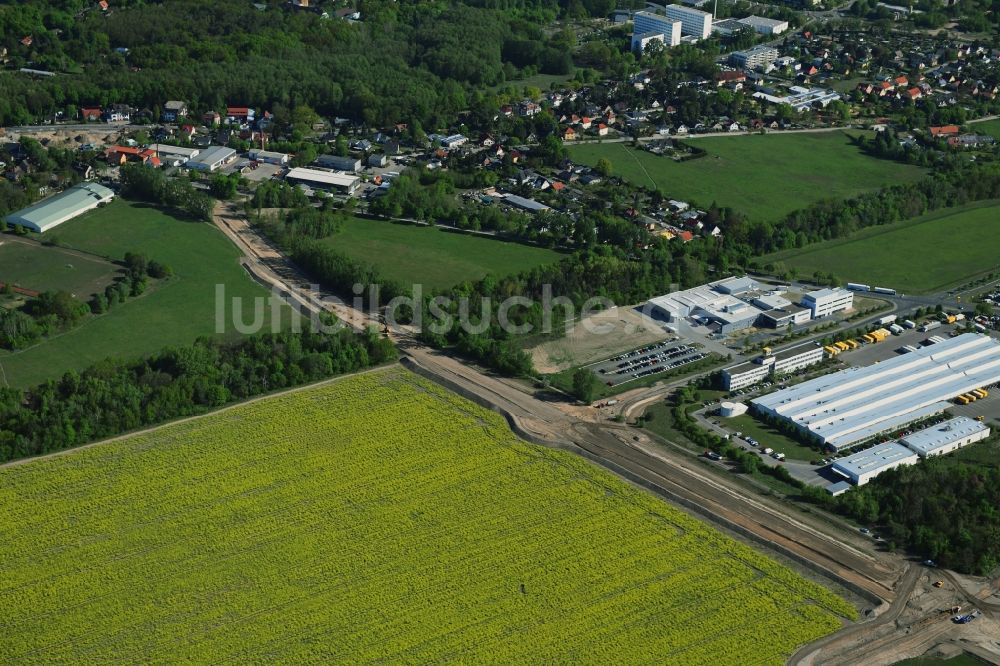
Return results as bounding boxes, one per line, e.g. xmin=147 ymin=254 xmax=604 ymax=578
xmin=646 ymin=276 xmax=767 ymax=334
xmin=729 ymin=46 xmax=779 ymax=70
xmin=631 ymin=11 xmax=682 ymax=50
xmin=735 ymin=15 xmax=789 ymax=35
xmin=752 ymin=334 xmax=1000 ymax=451
xmin=900 ymin=416 xmax=990 ymax=458
xmin=285 ymin=167 xmax=360 ymax=194
xmin=752 ymin=87 xmax=842 ymax=112
xmin=800 ymin=287 xmax=853 ymax=318
xmin=248 ymin=149 xmax=290 ymax=165
xmin=831 ymin=442 xmax=919 ymax=486
xmin=315 ymin=155 xmax=362 ymax=172
xmin=147 ymin=144 xmax=200 ymax=165
xmin=4 ymin=183 xmax=115 ymax=233
xmin=503 ymin=194 xmax=551 ymax=213
xmin=722 ymin=342 xmax=825 ymax=390
xmin=662 ymin=4 xmax=712 ymax=39
xmin=185 ymin=146 xmax=237 ymax=171
xmin=758 ymin=305 xmax=811 ymax=328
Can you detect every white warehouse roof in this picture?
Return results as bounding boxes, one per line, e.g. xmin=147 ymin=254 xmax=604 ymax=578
xmin=832 ymin=442 xmax=918 ymax=483
xmin=901 ymin=416 xmax=989 ymax=457
xmin=752 ymin=333 xmax=1000 ymax=450
xmin=4 ymin=183 xmax=115 ymax=233
xmin=285 ymin=167 xmax=360 ymax=189
xmin=147 ymin=143 xmax=200 ymax=159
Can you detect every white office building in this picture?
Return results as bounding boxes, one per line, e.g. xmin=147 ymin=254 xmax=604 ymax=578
xmin=722 ymin=342 xmax=825 ymax=390
xmin=800 ymin=288 xmax=853 ymax=318
xmin=631 ymin=11 xmax=682 ymax=51
xmin=663 ymin=4 xmax=712 ymax=39
xmin=831 ymin=442 xmax=919 ymax=485
xmin=901 ymin=417 xmax=990 ymax=458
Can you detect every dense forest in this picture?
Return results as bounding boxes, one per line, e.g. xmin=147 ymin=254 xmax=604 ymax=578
xmin=0 ymin=0 xmax=632 ymax=127
xmin=0 ymin=326 xmax=396 ymax=463
xmin=836 ymin=445 xmax=1000 ymax=575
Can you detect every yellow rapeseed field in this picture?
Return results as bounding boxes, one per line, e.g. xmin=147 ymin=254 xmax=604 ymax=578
xmin=0 ymin=366 xmax=855 ymax=664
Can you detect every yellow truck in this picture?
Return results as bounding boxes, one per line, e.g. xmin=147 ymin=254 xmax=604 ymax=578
xmin=945 ymin=314 xmax=957 ymax=324
xmin=862 ymin=334 xmax=875 ymax=344
xmin=824 ymin=345 xmax=840 ymax=356
xmin=963 ymin=393 xmax=979 ymax=403
xmin=972 ymin=388 xmax=988 ymax=399
xmin=956 ymin=395 xmax=971 ymax=405
xmin=835 ymin=341 xmax=850 ymax=351
xmin=846 ymin=339 xmax=860 ymax=350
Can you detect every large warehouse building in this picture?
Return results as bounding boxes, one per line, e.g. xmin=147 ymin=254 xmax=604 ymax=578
xmin=285 ymin=167 xmax=360 ymax=195
xmin=4 ymin=183 xmax=115 ymax=233
xmin=752 ymin=333 xmax=1000 ymax=451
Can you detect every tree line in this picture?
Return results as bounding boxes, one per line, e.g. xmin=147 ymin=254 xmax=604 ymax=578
xmin=0 ymin=327 xmax=397 ymax=463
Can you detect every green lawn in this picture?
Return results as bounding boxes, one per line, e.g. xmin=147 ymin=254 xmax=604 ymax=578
xmin=0 ymin=200 xmax=289 ymax=388
xmin=725 ymin=414 xmax=820 ymax=462
xmin=763 ymin=201 xmax=1000 ymax=294
xmin=568 ymin=131 xmax=926 ymax=222
xmin=320 ymin=216 xmax=563 ymax=290
xmin=970 ymin=118 xmax=1000 ymax=139
xmin=0 ymin=238 xmax=119 ymax=299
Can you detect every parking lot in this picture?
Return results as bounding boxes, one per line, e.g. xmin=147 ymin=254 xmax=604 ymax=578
xmin=588 ymin=341 xmax=707 ymax=388
xmin=836 ymin=323 xmax=965 ymax=367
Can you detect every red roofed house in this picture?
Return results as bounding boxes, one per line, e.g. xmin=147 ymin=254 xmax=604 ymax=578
xmin=81 ymin=107 xmax=103 ymax=122
xmin=716 ymin=70 xmax=746 ymax=86
xmin=894 ymin=75 xmax=908 ymax=86
xmin=225 ymin=106 xmax=254 ymax=124
xmin=20 ymin=36 xmax=32 ymax=47
xmin=99 ymin=0 xmax=109 ymax=10
xmin=563 ymin=127 xmax=577 ymax=141
xmin=929 ymin=125 xmax=960 ymax=137
xmin=104 ymin=145 xmax=144 ymax=165
xmin=596 ymin=123 xmax=609 ymax=136
xmin=678 ymin=230 xmax=695 ymax=242
xmin=905 ymin=87 xmax=922 ymax=100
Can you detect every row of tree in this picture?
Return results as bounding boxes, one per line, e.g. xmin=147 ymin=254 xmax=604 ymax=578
xmin=0 ymin=327 xmax=397 ymax=463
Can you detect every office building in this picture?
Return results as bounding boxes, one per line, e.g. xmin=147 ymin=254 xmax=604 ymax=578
xmin=800 ymin=288 xmax=853 ymax=318
xmin=631 ymin=11 xmax=682 ymax=51
xmin=663 ymin=4 xmax=712 ymax=39
xmin=729 ymin=46 xmax=779 ymax=70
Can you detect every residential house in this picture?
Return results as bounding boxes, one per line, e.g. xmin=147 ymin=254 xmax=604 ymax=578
xmin=80 ymin=107 xmax=103 ymax=122
xmin=226 ymin=106 xmax=255 ymax=125
xmin=563 ymin=127 xmax=577 ymax=141
xmin=162 ymin=100 xmax=187 ymax=122
xmin=203 ymin=111 xmax=221 ymax=126
xmin=596 ymin=123 xmax=609 ymax=136
xmin=929 ymin=125 xmax=961 ymax=137
xmin=105 ymin=104 xmax=131 ymax=123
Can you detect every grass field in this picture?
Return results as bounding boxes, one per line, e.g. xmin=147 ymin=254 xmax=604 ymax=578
xmin=568 ymin=131 xmax=926 ymax=221
xmin=762 ymin=201 xmax=1000 ymax=294
xmin=0 ymin=200 xmax=288 ymax=388
xmin=0 ymin=367 xmax=854 ymax=663
xmin=320 ymin=216 xmax=562 ymax=289
xmin=726 ymin=414 xmax=820 ymax=462
xmin=970 ymin=118 xmax=1000 ymax=139
xmin=0 ymin=238 xmax=118 ymax=298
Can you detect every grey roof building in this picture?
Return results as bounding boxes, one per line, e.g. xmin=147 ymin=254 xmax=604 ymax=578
xmin=4 ymin=183 xmax=115 ymax=233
